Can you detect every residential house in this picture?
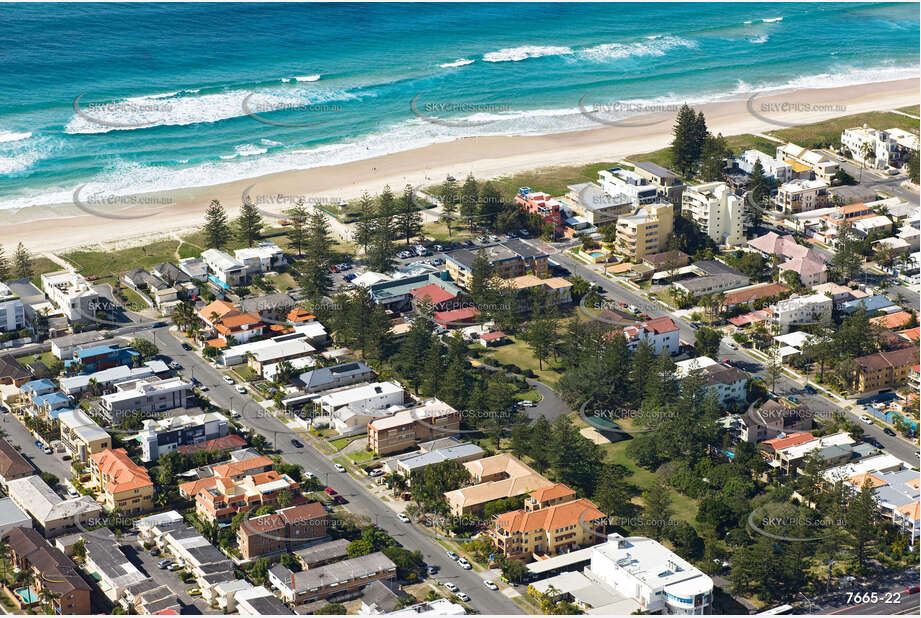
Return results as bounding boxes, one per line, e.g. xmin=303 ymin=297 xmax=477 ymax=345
xmin=721 ymin=283 xmax=789 ymax=311
xmin=66 ymin=343 xmax=139 ymax=374
xmin=840 ymin=294 xmax=897 ymax=315
xmin=444 ymin=454 xmax=554 ymax=517
xmin=774 ymin=179 xmax=829 ymax=213
xmin=615 ymin=202 xmax=674 ymax=261
xmin=89 ymin=448 xmax=155 ymax=515
xmin=59 ymin=359 xmax=169 ymax=395
xmin=235 ymin=585 xmax=295 ymax=615
xmin=770 ymin=432 xmax=855 ymax=476
xmin=563 ymin=182 xmax=633 ymax=225
xmin=0 ymin=438 xmax=35 ymax=487
xmin=219 ymin=333 xmax=315 ymax=373
xmin=2 ymin=526 xmax=92 ymax=614
xmin=490 ymin=484 xmax=606 ymax=561
xmin=58 ymin=408 xmax=110 ymax=461
xmin=682 ymin=182 xmax=748 ymax=246
xmin=295 ymin=361 xmax=375 ymax=394
xmin=57 ymin=527 xmax=146 ymax=603
xmin=385 ymin=439 xmax=485 ymax=479
xmin=178 ymin=454 xmax=275 ymax=499
xmin=599 ymin=167 xmax=660 ymax=207
xmin=615 ymin=316 xmax=680 ymax=356
xmin=0 ymin=498 xmax=31 ymax=537
xmin=748 ymin=231 xmax=828 ymax=286
xmin=739 ymin=400 xmax=814 ymax=443
xmin=368 ymin=399 xmax=462 ymax=456
xmin=6 ymin=475 xmax=102 ymax=538
xmin=445 ymin=240 xmax=549 ymax=289
xmin=234 ymin=241 xmax=287 ymax=274
xmin=195 ymin=470 xmax=302 ymax=524
xmin=177 ymin=433 xmax=248 ymax=457
xmin=295 ymin=539 xmax=351 ymax=569
xmin=239 ymin=292 xmax=296 ymax=322
xmin=670 ymin=260 xmax=751 ymax=296
xmin=268 ymin=552 xmax=397 ymax=604
xmin=856 ymin=346 xmax=920 ymax=394
xmin=237 ymin=502 xmax=328 ymax=559
xmin=632 ymin=161 xmax=686 ymax=204
xmin=316 ymin=381 xmax=405 ymax=417
xmin=177 ymin=256 xmax=209 ymax=280
xmin=368 ymin=273 xmax=464 ymax=311
xmin=0 ymin=353 xmax=31 ymax=386
xmin=775 ymin=143 xmax=839 ymax=183
xmin=201 ymin=248 xmax=246 ymax=287
xmin=507 ymin=274 xmax=573 ymax=310
xmin=736 ymin=149 xmax=793 ymax=183
xmin=49 ymin=331 xmax=121 ymax=361
xmin=138 ymin=411 xmax=229 ymax=462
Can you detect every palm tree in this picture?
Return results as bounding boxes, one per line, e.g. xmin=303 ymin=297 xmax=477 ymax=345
xmin=858 ymin=142 xmax=875 ymax=182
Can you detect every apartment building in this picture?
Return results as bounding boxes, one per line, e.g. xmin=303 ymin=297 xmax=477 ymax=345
xmin=507 ymin=275 xmax=573 ymax=310
xmin=2 ymin=526 xmax=92 ymax=614
xmin=195 ymin=470 xmax=302 ymax=524
xmin=515 ymin=188 xmax=563 ymax=229
xmin=220 ymin=333 xmax=315 ymax=373
xmin=675 ymin=357 xmax=749 ymax=407
xmin=202 ymin=248 xmax=247 ymax=287
xmin=58 ymin=408 xmax=110 ymax=461
xmin=58 ymin=527 xmax=146 ymax=603
xmin=769 ymin=293 xmax=833 ymax=334
xmin=615 ymin=202 xmax=674 ymax=261
xmin=0 ymin=282 xmax=26 ymax=333
xmin=681 ymin=182 xmax=748 ymax=246
xmin=234 ymin=241 xmax=287 ymax=274
xmin=67 ymin=343 xmax=139 ymax=374
xmin=490 ymin=484 xmax=606 ymax=561
xmin=599 ymin=167 xmax=660 ymax=207
xmin=564 ymin=182 xmax=633 ymax=225
xmin=589 ymin=533 xmax=713 ymax=615
xmin=444 ymin=454 xmax=554 ymax=517
xmin=59 ymin=359 xmax=168 ymax=395
xmin=6 ymin=475 xmax=102 ymax=538
xmin=99 ymin=376 xmax=193 ymax=422
xmin=368 ymin=399 xmax=462 ymax=456
xmin=41 ymin=270 xmax=111 ymax=323
xmin=736 ymin=149 xmax=793 ymax=183
xmin=739 ymin=400 xmax=814 ymax=444
xmin=268 ymin=552 xmax=397 ymax=604
xmin=842 ymin=126 xmax=918 ymax=169
xmin=138 ymin=411 xmax=229 ymax=462
xmin=445 ymin=240 xmax=549 ymax=289
xmin=89 ymin=449 xmax=154 ymax=515
xmin=237 ymin=502 xmax=327 ymax=559
xmin=856 ymin=346 xmax=920 ymax=394
xmin=316 ymin=381 xmax=405 ymax=416
xmin=388 ymin=440 xmax=485 ymax=479
xmin=774 ymin=178 xmax=829 ymax=213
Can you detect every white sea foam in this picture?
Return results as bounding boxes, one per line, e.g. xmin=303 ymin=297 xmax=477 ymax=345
xmin=580 ymin=36 xmax=697 ymax=62
xmin=235 ymin=143 xmax=268 ymax=157
xmin=749 ymin=35 xmax=769 ymax=44
xmin=260 ymin=138 xmax=283 ymax=147
xmin=440 ymin=58 xmax=475 ymax=68
xmin=0 ymin=130 xmax=32 ymax=143
xmin=482 ymin=45 xmax=573 ymax=62
xmin=65 ymin=85 xmax=358 ymax=134
xmin=762 ymin=17 xmax=783 ymax=23
xmin=292 ymin=74 xmax=321 ymax=82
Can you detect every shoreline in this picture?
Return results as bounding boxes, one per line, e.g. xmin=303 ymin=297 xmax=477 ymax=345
xmin=2 ymin=77 xmax=918 ymax=254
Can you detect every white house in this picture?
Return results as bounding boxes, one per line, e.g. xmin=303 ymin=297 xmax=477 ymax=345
xmin=769 ymin=293 xmax=833 ymax=334
xmin=41 ymin=270 xmax=107 ymax=322
xmin=736 ymin=149 xmax=793 ymax=183
xmin=201 ymin=249 xmax=246 ymax=287
xmin=315 ymin=381 xmax=405 ymax=417
xmin=137 ymin=411 xmax=229 ymax=462
xmin=598 ymin=167 xmax=660 ymax=207
xmin=234 ymin=241 xmax=287 ymax=274
xmin=675 ymin=357 xmax=749 ymax=407
xmin=842 ymin=126 xmax=918 ymax=169
xmin=0 ymin=282 xmax=26 ymax=334
xmin=621 ymin=317 xmax=680 ymax=356
xmin=681 ymin=182 xmax=748 ymax=247
xmin=774 ymin=179 xmax=829 ymax=213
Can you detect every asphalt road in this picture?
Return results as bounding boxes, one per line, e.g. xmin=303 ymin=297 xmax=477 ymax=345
xmin=820 ymin=577 xmax=920 ymax=616
xmin=547 ymin=247 xmax=920 ymax=466
xmin=140 ymin=325 xmax=526 ymax=616
xmin=1 ymin=410 xmax=74 ymax=489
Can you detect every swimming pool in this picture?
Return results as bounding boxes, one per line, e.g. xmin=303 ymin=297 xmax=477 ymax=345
xmin=15 ymin=587 xmax=38 ymax=604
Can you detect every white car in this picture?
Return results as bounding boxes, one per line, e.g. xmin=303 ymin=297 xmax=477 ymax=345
xmin=222 ymin=375 xmax=234 ymax=384
xmin=859 ymin=415 xmax=874 ymax=425
xmin=484 ymin=580 xmax=498 ymax=591
xmin=235 ymin=384 xmax=247 ymax=394
xmin=444 ymin=582 xmax=459 ymax=593
xmin=334 ymin=463 xmax=346 ymax=472
xmin=398 ymin=513 xmax=410 ymax=523
xmin=457 ymin=592 xmax=470 ymax=603
xmin=446 ymin=550 xmax=459 ymax=561
xmin=457 ymin=558 xmax=472 ymax=570
xmin=304 ymin=471 xmax=315 ymax=479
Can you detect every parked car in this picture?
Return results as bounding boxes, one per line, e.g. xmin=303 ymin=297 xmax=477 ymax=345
xmin=398 ymin=513 xmax=410 ymax=523
xmin=150 ymin=548 xmax=161 ymax=556
xmin=484 ymin=581 xmax=498 ymax=591
xmin=457 ymin=592 xmax=470 ymax=603
xmin=859 ymin=415 xmax=874 ymax=424
xmin=181 ymin=343 xmax=192 ymax=351
xmin=168 ymin=563 xmax=183 ymax=571
xmin=324 ymin=487 xmax=337 ymax=495
xmin=804 ymin=384 xmax=816 ymax=394
xmin=427 ymin=565 xmax=440 ymax=575
xmin=457 ymin=558 xmax=472 ymax=570
xmin=333 ymin=495 xmax=347 ymax=504
xmin=290 ymin=439 xmax=304 ymax=448
xmin=222 ymin=375 xmax=234 ymax=384
xmin=334 ymin=463 xmax=346 ymax=472
xmin=865 ymin=437 xmax=883 ymax=449
xmin=43 ymin=446 xmax=52 ymax=455
xmin=235 ymin=384 xmax=247 ymax=394
xmin=787 ymin=396 xmax=799 ymax=404
xmin=446 ymin=550 xmax=459 ymax=561
xmin=169 ymin=361 xmax=182 ymax=370
xmin=883 ymin=427 xmax=896 ymax=436
xmin=517 ymin=400 xmax=537 ymax=408
xmin=188 ymin=588 xmax=202 ymax=596
xmin=157 ymin=559 xmax=172 ymax=569
xmin=444 ymin=582 xmax=459 ymax=593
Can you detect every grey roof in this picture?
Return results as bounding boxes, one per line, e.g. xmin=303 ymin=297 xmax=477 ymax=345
xmin=447 ymin=240 xmax=548 ymax=271
xmin=239 ymin=293 xmax=295 ymax=314
xmin=814 ymin=444 xmax=854 ymax=461
xmin=0 ymin=354 xmax=30 ymax=382
xmin=0 ymin=497 xmax=30 ymax=527
xmin=504 ymin=238 xmax=547 ymax=259
xmin=275 ymin=551 xmax=396 ymax=593
xmin=124 ymin=268 xmax=168 ymax=291
xmin=361 ymin=580 xmax=401 ymax=613
xmin=245 ymin=594 xmax=294 ymax=615
xmin=83 ymin=527 xmax=147 ymax=588
xmin=397 ymin=443 xmax=485 ymax=473
xmin=634 ymin=161 xmax=681 ymax=181
xmin=294 ymin=538 xmax=350 ymax=566
xmin=152 ymin=262 xmax=192 ymax=284
xmin=701 ymin=364 xmax=749 ymax=387
xmin=694 ymin=260 xmax=746 ymax=277
xmin=49 ymin=331 xmax=121 ymax=351
xmin=297 ymin=361 xmax=374 ymax=390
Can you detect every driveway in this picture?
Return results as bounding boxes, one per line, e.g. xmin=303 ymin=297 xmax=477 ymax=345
xmin=0 ymin=412 xmax=73 ymax=488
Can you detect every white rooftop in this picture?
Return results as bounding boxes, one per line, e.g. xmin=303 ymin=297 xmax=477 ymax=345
xmin=773 ymin=331 xmax=815 ymax=350
xmin=674 ymin=356 xmax=718 ymax=376
xmin=778 ymin=431 xmax=855 ymax=459
xmin=201 ymin=248 xmax=244 ymax=271
xmin=317 ymin=381 xmax=404 ymax=409
xmin=58 ymin=408 xmax=110 ymax=442
xmin=7 ymin=475 xmax=101 ymax=523
xmin=822 ymin=454 xmax=906 ymax=483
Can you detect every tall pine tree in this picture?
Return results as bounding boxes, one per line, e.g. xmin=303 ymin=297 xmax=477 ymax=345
xmin=235 ymin=200 xmax=263 ymax=247
xmin=13 ymin=243 xmax=32 ymax=280
xmin=202 ymin=199 xmax=232 ymax=249
xmin=287 ymin=200 xmax=309 ymax=256
xmin=395 ymin=184 xmax=423 ymax=245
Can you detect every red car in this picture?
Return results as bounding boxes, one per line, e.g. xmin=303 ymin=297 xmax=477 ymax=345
xmin=324 ymin=487 xmax=337 ymax=495
xmin=334 ymin=495 xmax=347 ymax=504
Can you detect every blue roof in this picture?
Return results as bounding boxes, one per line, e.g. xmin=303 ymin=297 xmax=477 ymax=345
xmin=75 ymin=344 xmax=138 ymax=359
xmin=840 ymin=295 xmax=896 ymax=314
xmin=32 ymin=391 xmax=70 ymax=407
xmin=21 ymin=378 xmax=56 ymax=394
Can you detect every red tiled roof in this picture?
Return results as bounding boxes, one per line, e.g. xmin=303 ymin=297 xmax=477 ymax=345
xmin=898 ymin=327 xmax=920 ymax=342
xmin=495 ymin=498 xmax=605 ymax=534
xmin=434 ymin=307 xmax=480 ymax=324
xmin=723 ymin=283 xmax=789 ymax=306
xmin=870 ymin=311 xmax=913 ymax=329
xmin=177 ymin=434 xmax=247 ymax=455
xmin=410 ymin=284 xmax=457 ymax=305
xmin=90 ymin=448 xmax=153 ymax=494
xmin=480 ymin=331 xmax=507 ymax=342
xmin=644 ymin=316 xmax=678 ymax=334
xmin=761 ymin=432 xmax=814 ymax=451
xmin=287 ymin=308 xmax=315 ymax=323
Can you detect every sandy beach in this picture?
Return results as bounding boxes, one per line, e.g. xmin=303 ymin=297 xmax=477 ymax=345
xmin=3 ymin=77 xmax=918 ymax=254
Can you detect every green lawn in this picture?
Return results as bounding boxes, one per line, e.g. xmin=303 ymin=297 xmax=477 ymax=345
xmin=29 ymin=256 xmax=67 ymax=287
xmin=118 ymin=285 xmax=152 ymax=312
xmin=329 ymin=435 xmax=364 ymax=452
xmin=348 ymin=450 xmax=376 ymax=464
xmin=626 ymin=134 xmax=779 ymax=181
xmin=421 ymin=221 xmax=477 ymax=243
xmin=766 ymin=110 xmax=921 ymax=148
xmin=479 ymin=336 xmax=564 ymax=386
xmin=514 ymin=389 xmax=540 ymax=402
xmin=65 ymin=240 xmax=181 ymax=277
xmin=896 ymin=104 xmax=919 ymax=117
xmin=486 ymin=161 xmax=622 ymax=200
xmin=16 ymin=350 xmax=59 ymax=369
